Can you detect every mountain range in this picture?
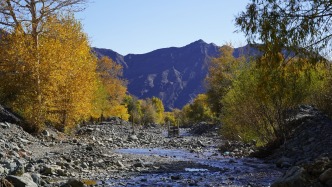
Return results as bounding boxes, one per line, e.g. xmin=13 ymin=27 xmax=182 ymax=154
xmin=93 ymin=40 xmax=256 ymax=111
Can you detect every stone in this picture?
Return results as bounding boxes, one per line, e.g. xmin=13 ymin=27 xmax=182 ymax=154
xmin=6 ymin=174 xmax=38 ymax=187
xmin=41 ymin=165 xmax=61 ymax=175
xmin=171 ymin=175 xmax=181 ymax=180
xmin=63 ymin=178 xmax=84 ymax=187
xmin=307 ymin=157 xmax=330 ymax=175
xmin=276 ymin=157 xmax=293 ymax=168
xmin=0 ymin=122 xmax=10 ymax=129
xmin=86 ymin=146 xmax=93 ymax=151
xmin=116 ymin=161 xmax=125 ymax=168
xmin=18 ymin=138 xmax=30 ymax=144
xmin=56 ymin=169 xmax=67 ymax=176
xmin=0 ymin=178 xmax=14 ymax=187
xmin=128 ymin=135 xmax=138 ymax=141
xmin=197 ymin=140 xmax=205 ymax=147
xmin=30 ymin=173 xmax=42 ymax=185
xmin=2 ymin=161 xmax=17 ymax=173
xmin=271 ymin=166 xmax=307 ymax=187
xmin=133 ymin=162 xmax=144 ymax=168
xmin=42 ymin=130 xmax=50 ymax=137
xmin=319 ymin=168 xmax=332 ymax=184
xmin=0 ymin=165 xmax=7 ymax=174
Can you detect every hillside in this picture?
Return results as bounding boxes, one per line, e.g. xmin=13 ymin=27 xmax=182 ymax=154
xmin=94 ymin=40 xmax=255 ymax=110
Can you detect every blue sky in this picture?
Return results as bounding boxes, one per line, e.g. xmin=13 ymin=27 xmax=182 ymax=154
xmin=76 ymin=1 xmax=250 ymax=55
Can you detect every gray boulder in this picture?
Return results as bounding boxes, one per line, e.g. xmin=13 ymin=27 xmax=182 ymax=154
xmin=128 ymin=135 xmax=138 ymax=141
xmin=272 ymin=166 xmax=307 ymax=187
xmin=6 ymin=174 xmax=38 ymax=187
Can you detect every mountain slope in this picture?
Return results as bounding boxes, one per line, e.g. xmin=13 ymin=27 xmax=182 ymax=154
xmin=94 ymin=40 xmax=250 ymax=110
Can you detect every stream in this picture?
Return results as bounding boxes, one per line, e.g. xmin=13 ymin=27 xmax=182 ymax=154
xmin=101 ymin=146 xmax=282 ymax=186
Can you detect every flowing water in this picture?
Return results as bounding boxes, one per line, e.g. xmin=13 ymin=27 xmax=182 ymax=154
xmin=103 ymin=147 xmax=282 ymax=186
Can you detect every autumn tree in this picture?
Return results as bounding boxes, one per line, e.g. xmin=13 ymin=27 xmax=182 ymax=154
xmin=221 ymin=55 xmax=324 ymax=145
xmin=151 ymin=97 xmax=165 ymax=124
xmin=95 ymin=57 xmax=128 ymax=121
xmin=205 ymin=45 xmax=245 ymax=118
xmin=124 ymin=95 xmax=142 ymax=125
xmin=0 ymin=0 xmax=88 ymax=131
xmin=40 ymin=15 xmax=98 ymax=132
xmin=235 ymin=0 xmax=332 ymax=61
xmin=0 ymin=14 xmax=98 ymax=132
xmin=182 ymin=94 xmax=214 ymax=124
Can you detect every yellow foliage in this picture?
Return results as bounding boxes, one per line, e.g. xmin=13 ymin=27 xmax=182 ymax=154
xmin=95 ymin=56 xmax=128 ymax=120
xmin=0 ymin=15 xmax=98 ymax=132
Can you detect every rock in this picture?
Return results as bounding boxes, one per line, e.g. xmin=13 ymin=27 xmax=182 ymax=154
xmin=197 ymin=140 xmax=205 ymax=147
xmin=306 ymin=157 xmax=330 ymax=175
xmin=116 ymin=161 xmax=125 ymax=168
xmin=30 ymin=173 xmax=42 ymax=185
xmin=0 ymin=152 xmax=5 ymax=158
xmin=319 ymin=168 xmax=332 ymax=184
xmin=0 ymin=178 xmax=14 ymax=187
xmin=276 ymin=157 xmax=293 ymax=168
xmin=19 ymin=138 xmax=30 ymax=144
xmin=171 ymin=175 xmax=181 ymax=180
xmin=42 ymin=130 xmax=50 ymax=137
xmin=86 ymin=146 xmax=93 ymax=151
xmin=0 ymin=122 xmax=10 ymax=129
xmin=2 ymin=161 xmax=17 ymax=173
xmin=56 ymin=169 xmax=67 ymax=176
xmin=128 ymin=135 xmax=138 ymax=141
xmin=0 ymin=105 xmax=21 ymax=123
xmin=0 ymin=165 xmax=6 ymax=174
xmin=41 ymin=165 xmax=61 ymax=175
xmin=62 ymin=178 xmax=84 ymax=187
xmin=271 ymin=166 xmax=307 ymax=187
xmin=6 ymin=174 xmax=38 ymax=187
xmin=133 ymin=162 xmax=144 ymax=168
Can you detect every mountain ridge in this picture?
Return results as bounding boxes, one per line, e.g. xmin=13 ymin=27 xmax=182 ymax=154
xmin=93 ymin=40 xmax=252 ymax=110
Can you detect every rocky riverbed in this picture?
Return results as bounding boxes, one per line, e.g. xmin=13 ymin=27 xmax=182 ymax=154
xmin=0 ymin=115 xmax=283 ymax=186
xmin=1 ymin=105 xmax=332 ymax=186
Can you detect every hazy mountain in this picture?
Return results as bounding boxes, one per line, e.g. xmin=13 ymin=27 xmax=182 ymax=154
xmin=93 ymin=40 xmax=253 ymax=110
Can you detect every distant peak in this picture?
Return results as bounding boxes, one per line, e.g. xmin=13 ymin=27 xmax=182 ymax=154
xmin=194 ymin=39 xmax=206 ymax=44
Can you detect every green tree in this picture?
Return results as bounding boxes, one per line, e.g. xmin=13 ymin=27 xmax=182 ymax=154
xmin=140 ymin=99 xmax=157 ymax=125
xmin=205 ymin=45 xmax=245 ymax=119
xmin=235 ymin=0 xmax=332 ymax=61
xmin=183 ymin=94 xmax=214 ymax=124
xmin=124 ymin=95 xmax=142 ymax=125
xmin=221 ymin=55 xmax=323 ymax=145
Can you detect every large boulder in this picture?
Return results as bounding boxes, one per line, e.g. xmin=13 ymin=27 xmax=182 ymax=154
xmin=272 ymin=166 xmax=308 ymax=187
xmin=0 ymin=105 xmax=20 ymax=124
xmin=319 ymin=168 xmax=332 ymax=185
xmin=6 ymin=174 xmax=38 ymax=187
